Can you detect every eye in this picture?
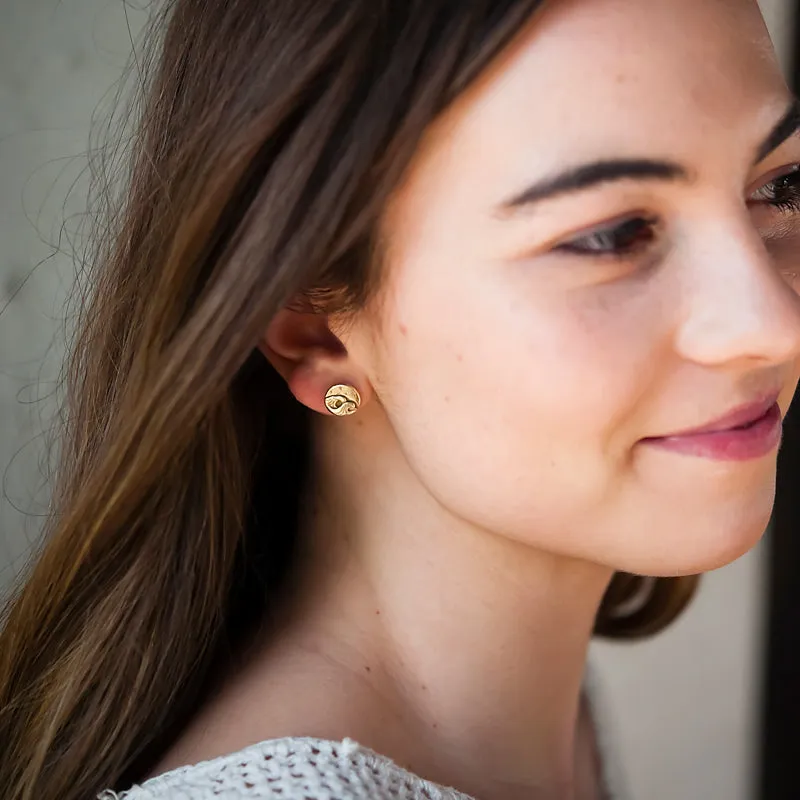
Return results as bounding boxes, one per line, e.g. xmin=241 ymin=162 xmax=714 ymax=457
xmin=750 ymin=165 xmax=800 ymax=214
xmin=554 ymin=215 xmax=659 ymax=258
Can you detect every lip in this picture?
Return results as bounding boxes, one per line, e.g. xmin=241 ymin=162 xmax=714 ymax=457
xmin=642 ymin=393 xmax=784 ymax=462
xmin=660 ymin=392 xmax=781 ymax=437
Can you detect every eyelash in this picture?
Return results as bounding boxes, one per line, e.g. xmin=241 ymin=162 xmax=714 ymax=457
xmin=554 ymin=216 xmax=656 ymax=258
xmin=554 ymin=165 xmax=800 ymax=259
xmin=750 ymin=164 xmax=800 ymax=213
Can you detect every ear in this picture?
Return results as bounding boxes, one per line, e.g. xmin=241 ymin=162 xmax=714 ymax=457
xmin=259 ymin=304 xmax=371 ymax=416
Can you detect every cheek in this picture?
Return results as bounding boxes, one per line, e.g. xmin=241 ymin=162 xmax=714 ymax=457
xmin=376 ymin=269 xmax=666 ymax=548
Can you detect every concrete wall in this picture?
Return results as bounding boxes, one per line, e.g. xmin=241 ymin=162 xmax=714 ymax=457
xmin=0 ymin=0 xmax=149 ymax=587
xmin=0 ymin=2 xmax=794 ymax=798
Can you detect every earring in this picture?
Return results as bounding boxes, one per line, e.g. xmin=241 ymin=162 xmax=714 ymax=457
xmin=324 ymin=384 xmax=362 ymax=416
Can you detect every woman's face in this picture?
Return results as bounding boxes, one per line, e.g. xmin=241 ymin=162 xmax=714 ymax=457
xmin=350 ymin=0 xmax=800 ymax=576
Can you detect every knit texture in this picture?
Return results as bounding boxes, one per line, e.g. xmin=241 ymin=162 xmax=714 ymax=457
xmin=97 ymin=673 xmax=624 ymax=799
xmin=97 ymin=737 xmax=476 ymax=799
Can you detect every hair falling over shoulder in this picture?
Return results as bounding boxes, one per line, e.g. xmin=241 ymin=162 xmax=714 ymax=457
xmin=0 ymin=2 xmax=698 ymax=798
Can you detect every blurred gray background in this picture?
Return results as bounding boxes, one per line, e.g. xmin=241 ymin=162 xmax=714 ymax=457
xmin=0 ymin=2 xmax=794 ymax=798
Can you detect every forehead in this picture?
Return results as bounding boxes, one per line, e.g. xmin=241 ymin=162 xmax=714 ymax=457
xmin=404 ymin=0 xmax=787 ymax=200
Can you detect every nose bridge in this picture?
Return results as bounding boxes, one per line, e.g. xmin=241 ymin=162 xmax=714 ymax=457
xmin=675 ymin=216 xmax=800 ymax=368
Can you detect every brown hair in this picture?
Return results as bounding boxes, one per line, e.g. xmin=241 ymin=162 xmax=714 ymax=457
xmin=0 ymin=2 xmax=698 ymax=798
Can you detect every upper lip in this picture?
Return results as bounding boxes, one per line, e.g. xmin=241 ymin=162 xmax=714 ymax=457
xmin=655 ymin=391 xmax=781 ymax=438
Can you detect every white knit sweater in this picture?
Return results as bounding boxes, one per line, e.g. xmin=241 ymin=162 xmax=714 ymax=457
xmin=97 ymin=669 xmax=622 ymax=799
xmin=96 ymin=731 xmax=621 ymax=799
xmin=97 ymin=737 xmax=477 ymax=799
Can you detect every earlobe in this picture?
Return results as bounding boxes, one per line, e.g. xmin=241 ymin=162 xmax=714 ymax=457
xmin=259 ymin=304 xmax=370 ymax=416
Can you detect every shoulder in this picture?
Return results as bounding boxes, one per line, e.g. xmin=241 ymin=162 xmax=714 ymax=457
xmin=97 ymin=737 xmax=474 ymax=800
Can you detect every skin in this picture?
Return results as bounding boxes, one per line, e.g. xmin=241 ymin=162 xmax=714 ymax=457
xmin=151 ymin=1 xmax=800 ymax=798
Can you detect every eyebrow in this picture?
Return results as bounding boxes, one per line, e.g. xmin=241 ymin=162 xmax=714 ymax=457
xmin=500 ymin=158 xmax=688 ymax=210
xmin=500 ymin=97 xmax=800 ymax=213
xmin=754 ymin=97 xmax=800 ymax=163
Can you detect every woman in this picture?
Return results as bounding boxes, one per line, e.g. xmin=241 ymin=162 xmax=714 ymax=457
xmin=2 ymin=0 xmax=799 ymax=797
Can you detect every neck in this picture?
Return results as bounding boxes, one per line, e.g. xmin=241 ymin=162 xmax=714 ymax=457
xmin=276 ymin=417 xmax=613 ymax=800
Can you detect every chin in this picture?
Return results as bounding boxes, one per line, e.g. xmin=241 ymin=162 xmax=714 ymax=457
xmin=605 ymin=476 xmax=777 ymax=577
xmin=648 ymin=504 xmax=773 ymax=577
xmin=612 ymin=452 xmax=779 ymax=576
xmin=670 ymin=528 xmax=767 ymax=576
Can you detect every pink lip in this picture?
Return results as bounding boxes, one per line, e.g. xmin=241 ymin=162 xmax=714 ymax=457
xmin=642 ymin=394 xmax=783 ymax=461
xmin=665 ymin=394 xmax=781 ymax=437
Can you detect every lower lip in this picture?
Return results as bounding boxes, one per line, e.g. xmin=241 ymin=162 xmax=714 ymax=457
xmin=642 ymin=403 xmax=783 ymax=461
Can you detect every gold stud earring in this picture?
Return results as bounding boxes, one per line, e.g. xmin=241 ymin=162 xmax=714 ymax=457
xmin=324 ymin=384 xmax=362 ymax=416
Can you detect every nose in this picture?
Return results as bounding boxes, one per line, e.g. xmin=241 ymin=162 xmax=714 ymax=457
xmin=674 ymin=215 xmax=800 ymax=370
